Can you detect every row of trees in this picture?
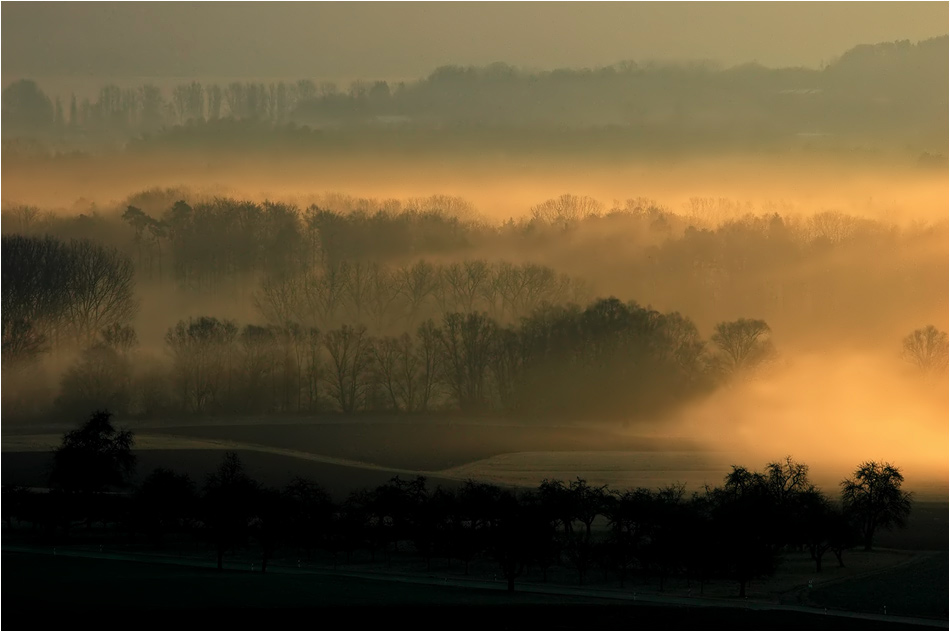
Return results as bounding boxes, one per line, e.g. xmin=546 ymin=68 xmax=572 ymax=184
xmin=256 ymin=259 xmax=588 ymax=334
xmin=53 ymin=300 xmax=773 ymax=419
xmin=16 ymin=311 xmax=944 ymax=423
xmin=8 ymin=412 xmax=913 ymax=596
xmin=3 ymin=36 xmax=945 ymax=142
xmin=4 ymin=193 xmax=945 ymax=351
xmin=5 ymin=194 xmax=944 ymax=330
xmin=1 ymin=217 xmax=942 ymax=420
xmin=1 ymin=79 xmax=327 ymax=135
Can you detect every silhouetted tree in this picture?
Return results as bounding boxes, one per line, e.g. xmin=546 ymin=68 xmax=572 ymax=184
xmin=489 ymin=490 xmax=533 ymax=592
xmin=165 ymin=317 xmax=238 ymax=413
xmin=437 ymin=312 xmax=496 ymax=411
xmin=251 ymin=486 xmax=286 ymax=573
xmin=324 ymin=324 xmax=372 ymax=413
xmin=283 ymin=477 xmax=333 ymax=561
xmin=840 ymin=461 xmax=912 ymax=551
xmin=203 ymin=452 xmax=259 ymax=570
xmin=793 ymin=488 xmax=853 ymax=572
xmin=707 ymin=466 xmax=782 ymax=597
xmin=49 ymin=410 xmax=136 ymax=496
xmin=136 ymin=468 xmax=197 ymax=548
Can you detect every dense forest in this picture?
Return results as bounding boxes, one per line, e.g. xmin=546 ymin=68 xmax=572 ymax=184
xmin=2 ymin=190 xmax=945 ymax=422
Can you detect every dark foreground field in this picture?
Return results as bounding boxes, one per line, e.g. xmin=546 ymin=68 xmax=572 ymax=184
xmin=2 ymin=553 xmax=941 ymax=631
xmin=807 ymin=554 xmax=950 ymax=620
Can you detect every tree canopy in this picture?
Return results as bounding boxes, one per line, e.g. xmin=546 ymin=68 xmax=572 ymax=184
xmin=49 ymin=409 xmax=136 ymax=494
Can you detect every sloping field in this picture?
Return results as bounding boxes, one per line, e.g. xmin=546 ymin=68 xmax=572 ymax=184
xmin=7 ymin=420 xmax=945 ymax=503
xmin=0 ymin=449 xmax=461 ymax=500
xmin=807 ymin=553 xmax=949 ymax=619
xmin=141 ymin=420 xmax=704 ymax=471
xmin=441 ymin=450 xmax=742 ymax=492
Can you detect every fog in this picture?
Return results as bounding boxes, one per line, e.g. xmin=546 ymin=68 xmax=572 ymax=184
xmin=667 ymin=351 xmax=948 ymax=487
xmin=4 ymin=152 xmax=948 ymax=226
xmin=4 ymin=3 xmax=947 ymax=77
xmin=2 ymin=17 xmax=947 ymax=502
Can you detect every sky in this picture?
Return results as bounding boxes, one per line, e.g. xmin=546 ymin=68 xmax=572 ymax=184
xmin=2 ymin=2 xmax=948 ymax=80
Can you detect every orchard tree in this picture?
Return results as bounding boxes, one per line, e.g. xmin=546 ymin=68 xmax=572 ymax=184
xmin=49 ymin=410 xmax=136 ymax=495
xmin=841 ymin=461 xmax=912 ymax=551
xmin=136 ymin=468 xmax=198 ymax=547
xmin=203 ymin=452 xmax=260 ymax=570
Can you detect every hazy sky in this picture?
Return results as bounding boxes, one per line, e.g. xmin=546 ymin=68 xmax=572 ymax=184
xmin=3 ymin=2 xmax=948 ymax=79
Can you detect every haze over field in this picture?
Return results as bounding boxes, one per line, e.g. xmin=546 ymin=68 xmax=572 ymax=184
xmin=3 ymin=6 xmax=948 ymax=624
xmin=3 ymin=2 xmax=948 ymax=76
xmin=2 ymin=9 xmax=948 ymax=613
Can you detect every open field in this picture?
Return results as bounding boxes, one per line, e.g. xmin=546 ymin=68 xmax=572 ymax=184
xmin=6 ymin=418 xmax=946 ymax=497
xmin=2 ymin=551 xmax=944 ymax=631
xmin=0 ymin=450 xmax=461 ymax=500
xmin=806 ymin=553 xmax=949 ymax=620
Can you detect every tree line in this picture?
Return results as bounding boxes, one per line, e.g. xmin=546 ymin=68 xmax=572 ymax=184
xmin=2 ymin=35 xmax=945 ymax=149
xmin=4 ymin=192 xmax=945 ymax=348
xmin=4 ymin=411 xmax=914 ymax=596
xmin=2 ymin=208 xmax=944 ymax=420
xmin=45 ymin=299 xmax=774 ymax=420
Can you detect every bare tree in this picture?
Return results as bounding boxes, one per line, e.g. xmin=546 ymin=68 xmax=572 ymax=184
xmin=437 ymin=312 xmax=497 ymax=411
xmin=396 ymin=260 xmax=439 ymax=325
xmin=165 ymin=317 xmax=238 ymax=413
xmin=372 ymin=336 xmax=403 ymax=411
xmin=64 ymin=240 xmax=139 ymax=344
xmin=764 ymin=456 xmax=814 ymax=504
xmin=415 ymin=320 xmax=442 ymax=411
xmin=367 ymin=262 xmax=401 ymax=330
xmin=2 ymin=235 xmax=71 ymax=354
xmin=238 ymin=325 xmax=279 ymax=413
xmin=530 ymin=194 xmax=604 ymax=226
xmin=711 ymin=318 xmax=774 ymax=375
xmin=323 ymin=325 xmax=372 ymax=413
xmin=343 ymin=261 xmax=372 ymax=325
xmin=901 ymin=325 xmax=948 ymax=375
